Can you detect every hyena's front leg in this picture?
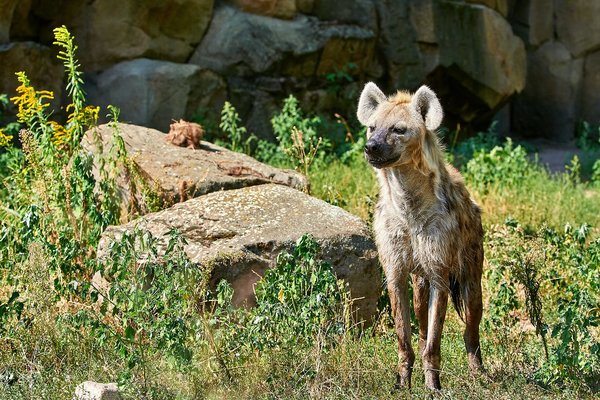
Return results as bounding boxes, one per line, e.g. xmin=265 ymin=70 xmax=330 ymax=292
xmin=423 ymin=285 xmax=448 ymax=390
xmin=412 ymin=274 xmax=430 ymax=353
xmin=387 ymin=274 xmax=415 ymax=389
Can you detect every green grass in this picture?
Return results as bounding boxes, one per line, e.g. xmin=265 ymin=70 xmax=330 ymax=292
xmin=2 ymin=151 xmax=598 ymax=399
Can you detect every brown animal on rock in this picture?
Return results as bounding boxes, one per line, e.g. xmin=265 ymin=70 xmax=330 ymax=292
xmin=357 ymin=82 xmax=484 ymax=391
xmin=165 ymin=119 xmax=204 ymax=149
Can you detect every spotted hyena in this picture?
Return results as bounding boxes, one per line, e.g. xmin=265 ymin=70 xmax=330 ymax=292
xmin=357 ymin=82 xmax=484 ymax=390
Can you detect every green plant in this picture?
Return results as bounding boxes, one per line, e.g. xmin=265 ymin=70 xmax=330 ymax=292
xmin=219 ymin=101 xmax=255 ymax=153
xmin=486 ymin=219 xmax=599 ymax=386
xmin=244 ymin=234 xmax=348 ymax=351
xmin=465 ymin=138 xmax=535 ymax=194
xmin=69 ymin=228 xmax=207 ymax=392
xmin=451 ymin=122 xmax=501 ymax=167
xmin=260 ymin=95 xmax=330 ymax=170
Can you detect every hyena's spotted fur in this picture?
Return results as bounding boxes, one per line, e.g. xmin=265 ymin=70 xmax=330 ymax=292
xmin=357 ymin=83 xmax=484 ymax=390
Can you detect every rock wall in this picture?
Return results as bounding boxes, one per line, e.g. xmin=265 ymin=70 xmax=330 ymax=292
xmin=0 ymin=0 xmax=598 ymax=142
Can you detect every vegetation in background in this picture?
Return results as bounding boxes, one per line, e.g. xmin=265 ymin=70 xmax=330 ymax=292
xmin=1 ymin=28 xmax=599 ymax=400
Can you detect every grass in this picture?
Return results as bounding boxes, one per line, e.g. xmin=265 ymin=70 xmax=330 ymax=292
xmin=2 ymin=151 xmax=598 ymax=399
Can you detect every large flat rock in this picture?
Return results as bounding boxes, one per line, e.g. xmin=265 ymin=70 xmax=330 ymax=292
xmin=81 ymin=123 xmax=307 ymax=213
xmin=97 ymin=184 xmax=380 ymax=323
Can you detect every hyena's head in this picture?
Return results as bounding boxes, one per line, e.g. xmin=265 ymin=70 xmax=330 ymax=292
xmin=357 ymin=82 xmax=443 ymax=169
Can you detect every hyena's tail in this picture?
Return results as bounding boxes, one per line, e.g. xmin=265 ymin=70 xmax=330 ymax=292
xmin=449 ymin=274 xmax=464 ymax=321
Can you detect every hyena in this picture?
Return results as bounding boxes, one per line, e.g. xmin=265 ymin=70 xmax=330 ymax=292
xmin=357 ymin=82 xmax=484 ymax=390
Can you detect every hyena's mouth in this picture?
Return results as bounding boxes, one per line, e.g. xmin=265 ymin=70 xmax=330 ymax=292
xmin=365 ymin=155 xmax=400 ymax=169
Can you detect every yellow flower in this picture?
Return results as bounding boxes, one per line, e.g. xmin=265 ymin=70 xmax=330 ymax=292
xmin=0 ymin=128 xmax=13 ymax=147
xmin=49 ymin=121 xmax=70 ymax=146
xmin=10 ymin=72 xmax=54 ymax=124
xmin=278 ymin=288 xmax=285 ymax=303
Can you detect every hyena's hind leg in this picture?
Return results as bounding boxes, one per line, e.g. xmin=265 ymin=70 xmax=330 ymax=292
xmin=388 ymin=274 xmax=415 ymax=389
xmin=463 ymin=272 xmax=484 ymax=372
xmin=411 ymin=274 xmax=430 ymax=353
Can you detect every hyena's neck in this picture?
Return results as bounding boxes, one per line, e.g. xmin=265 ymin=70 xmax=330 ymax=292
xmin=378 ymin=160 xmax=449 ymax=215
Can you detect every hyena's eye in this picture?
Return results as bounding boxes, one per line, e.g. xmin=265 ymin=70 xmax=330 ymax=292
xmin=368 ymin=126 xmax=375 ymax=132
xmin=391 ymin=126 xmax=406 ymax=136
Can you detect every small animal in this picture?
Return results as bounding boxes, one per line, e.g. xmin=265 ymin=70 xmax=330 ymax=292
xmin=357 ymin=82 xmax=484 ymax=390
xmin=165 ymin=119 xmax=203 ymax=149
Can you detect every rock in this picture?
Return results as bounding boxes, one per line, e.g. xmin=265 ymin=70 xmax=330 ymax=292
xmin=581 ymin=50 xmax=600 ymax=126
xmin=555 ymin=0 xmax=600 ymax=57
xmin=409 ymin=0 xmax=437 ymax=45
xmin=0 ymin=42 xmax=63 ymax=110
xmin=6 ymin=0 xmax=35 ymax=41
xmin=511 ymin=0 xmax=553 ymax=47
xmin=466 ymin=0 xmax=509 ymax=17
xmin=228 ymin=0 xmax=297 ymax=19
xmin=74 ymin=381 xmax=120 ymax=400
xmin=42 ymin=0 xmax=215 ymax=72
xmin=190 ymin=5 xmax=375 ymax=77
xmin=97 ymin=184 xmax=380 ymax=323
xmin=312 ymin=0 xmax=377 ymax=29
xmin=0 ymin=0 xmax=18 ymax=43
xmin=430 ymin=1 xmax=526 ymax=123
xmin=376 ymin=0 xmax=424 ymax=89
xmin=88 ymin=59 xmax=226 ymax=132
xmin=80 ymin=123 xmax=308 ymax=212
xmin=512 ymin=41 xmax=583 ymax=142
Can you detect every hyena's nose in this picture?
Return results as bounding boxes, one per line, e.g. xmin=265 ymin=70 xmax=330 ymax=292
xmin=364 ymin=141 xmax=380 ymax=155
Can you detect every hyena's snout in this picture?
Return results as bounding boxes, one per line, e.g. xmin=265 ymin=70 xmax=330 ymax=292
xmin=364 ymin=140 xmax=381 ymax=156
xmin=364 ymin=136 xmax=399 ymax=168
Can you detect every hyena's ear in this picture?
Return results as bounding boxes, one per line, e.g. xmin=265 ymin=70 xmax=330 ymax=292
xmin=357 ymin=82 xmax=386 ymax=125
xmin=411 ymin=85 xmax=443 ymax=131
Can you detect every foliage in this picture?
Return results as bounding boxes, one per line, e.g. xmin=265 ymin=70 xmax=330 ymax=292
xmin=464 ymin=138 xmax=534 ymax=194
xmin=486 ymin=220 xmax=599 ymax=386
xmin=243 ymin=234 xmax=347 ymax=351
xmin=219 ymin=101 xmax=255 ymax=153
xmin=450 ymin=121 xmax=501 ymax=167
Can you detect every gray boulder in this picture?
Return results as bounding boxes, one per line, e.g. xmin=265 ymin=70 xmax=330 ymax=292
xmin=88 ymin=59 xmax=226 ymax=132
xmin=42 ymin=0 xmax=215 ymax=72
xmin=0 ymin=42 xmax=63 ymax=109
xmin=74 ymin=381 xmax=119 ymax=400
xmin=0 ymin=0 xmax=18 ymax=43
xmin=581 ymin=50 xmax=600 ymax=126
xmin=511 ymin=0 xmax=553 ymax=47
xmin=80 ymin=123 xmax=307 ymax=212
xmin=512 ymin=41 xmax=583 ymax=142
xmin=189 ymin=5 xmax=375 ymax=78
xmin=97 ymin=184 xmax=380 ymax=323
xmin=555 ymin=0 xmax=600 ymax=57
xmin=434 ymin=1 xmax=526 ymax=121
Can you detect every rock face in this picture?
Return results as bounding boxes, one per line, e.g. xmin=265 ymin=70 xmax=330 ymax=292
xmin=87 ymin=59 xmax=226 ymax=132
xmin=190 ymin=6 xmax=375 ymax=77
xmin=0 ymin=0 xmax=18 ymax=43
xmin=512 ymin=42 xmax=583 ymax=142
xmin=555 ymin=0 xmax=600 ymax=58
xmin=97 ymin=184 xmax=380 ymax=323
xmin=228 ymin=0 xmax=298 ymax=19
xmin=80 ymin=123 xmax=307 ymax=210
xmin=582 ymin=50 xmax=600 ymax=126
xmin=431 ymin=1 xmax=526 ymax=124
xmin=2 ymin=0 xmax=600 ymax=141
xmin=74 ymin=381 xmax=120 ymax=400
xmin=44 ymin=0 xmax=215 ymax=72
xmin=0 ymin=41 xmax=63 ymax=108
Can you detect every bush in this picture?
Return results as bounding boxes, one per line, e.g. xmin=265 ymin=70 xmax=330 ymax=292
xmin=464 ymin=138 xmax=535 ymax=194
xmin=486 ymin=219 xmax=600 ymax=386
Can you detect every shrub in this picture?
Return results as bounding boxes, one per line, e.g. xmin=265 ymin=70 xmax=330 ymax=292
xmin=464 ymin=138 xmax=536 ymax=194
